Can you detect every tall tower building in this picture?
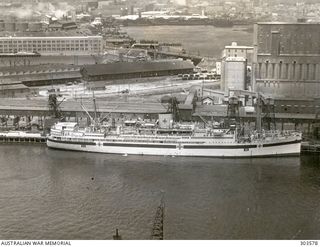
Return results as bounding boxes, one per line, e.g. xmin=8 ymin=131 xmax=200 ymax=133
xmin=253 ymin=22 xmax=320 ymax=98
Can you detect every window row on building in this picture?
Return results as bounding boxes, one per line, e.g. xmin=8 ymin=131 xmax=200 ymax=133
xmin=0 ymin=36 xmax=104 ymax=55
xmin=257 ymin=62 xmax=320 ymax=81
xmin=256 ymin=80 xmax=320 ymax=98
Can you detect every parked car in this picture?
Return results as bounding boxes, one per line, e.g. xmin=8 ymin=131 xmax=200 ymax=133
xmin=182 ymin=74 xmax=189 ymax=80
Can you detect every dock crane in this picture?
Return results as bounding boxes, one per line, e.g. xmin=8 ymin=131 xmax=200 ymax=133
xmin=160 ymin=95 xmax=181 ymax=122
xmin=260 ymin=94 xmax=276 ymax=131
xmin=48 ymin=93 xmax=65 ymax=119
xmin=227 ymin=95 xmax=240 ymax=130
xmin=226 ymin=89 xmax=276 ymax=132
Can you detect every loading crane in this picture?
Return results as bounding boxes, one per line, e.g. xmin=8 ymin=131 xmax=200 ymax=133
xmin=259 ymin=93 xmax=276 ymax=131
xmin=48 ymin=94 xmax=65 ymax=119
xmin=225 ymin=89 xmax=276 ymax=132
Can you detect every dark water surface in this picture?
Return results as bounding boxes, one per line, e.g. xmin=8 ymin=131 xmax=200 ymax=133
xmin=0 ymin=144 xmax=319 ymax=239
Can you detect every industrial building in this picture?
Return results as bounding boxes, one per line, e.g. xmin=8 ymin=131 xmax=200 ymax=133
xmin=0 ymin=36 xmax=103 ymax=55
xmin=0 ymin=22 xmax=43 ymax=32
xmin=219 ymin=42 xmax=252 ymax=93
xmin=253 ymin=22 xmax=320 ymax=99
xmin=0 ymin=64 xmax=82 ymax=86
xmin=221 ymin=57 xmax=247 ymax=92
xmin=0 ymin=83 xmax=36 ymax=98
xmin=0 ymin=53 xmax=105 ymax=67
xmin=81 ymin=60 xmax=195 ymax=81
xmin=222 ymin=42 xmax=253 ymax=61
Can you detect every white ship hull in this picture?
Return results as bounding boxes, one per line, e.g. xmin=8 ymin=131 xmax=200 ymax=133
xmin=47 ymin=138 xmax=301 ymax=157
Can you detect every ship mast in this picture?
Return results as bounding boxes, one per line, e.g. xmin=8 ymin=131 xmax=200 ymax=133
xmin=80 ymin=101 xmax=95 ymax=126
xmin=256 ymin=93 xmax=262 ymax=133
xmin=93 ymin=91 xmax=97 ymax=127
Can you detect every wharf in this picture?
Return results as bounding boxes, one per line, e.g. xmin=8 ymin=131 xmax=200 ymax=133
xmin=0 ymin=98 xmax=168 ymax=116
xmin=301 ymin=142 xmax=320 ymax=154
xmin=147 ymin=49 xmax=203 ymax=65
xmin=0 ymin=135 xmax=46 ymax=144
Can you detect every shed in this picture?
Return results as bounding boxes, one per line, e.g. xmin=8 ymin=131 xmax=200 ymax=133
xmin=81 ymin=60 xmax=195 ymax=81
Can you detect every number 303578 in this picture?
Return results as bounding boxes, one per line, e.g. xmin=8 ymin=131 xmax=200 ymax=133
xmin=301 ymin=241 xmax=318 ymax=246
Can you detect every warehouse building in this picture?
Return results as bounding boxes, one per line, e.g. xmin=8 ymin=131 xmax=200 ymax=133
xmin=0 ymin=83 xmax=36 ymax=98
xmin=221 ymin=57 xmax=247 ymax=92
xmin=0 ymin=36 xmax=103 ymax=55
xmin=253 ymin=22 xmax=320 ymax=98
xmin=0 ymin=64 xmax=82 ymax=86
xmin=81 ymin=60 xmax=195 ymax=81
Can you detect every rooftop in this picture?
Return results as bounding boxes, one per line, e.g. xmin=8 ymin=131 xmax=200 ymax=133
xmin=178 ymin=104 xmax=193 ymax=110
xmin=0 ymin=36 xmax=103 ymax=40
xmin=0 ymin=83 xmax=29 ymax=90
xmin=0 ymin=98 xmax=168 ymax=114
xmin=82 ymin=60 xmax=195 ymax=76
xmin=0 ymin=64 xmax=80 ymax=74
xmin=225 ymin=57 xmax=246 ymax=62
xmin=257 ymin=22 xmax=320 ymax=25
xmin=225 ymin=45 xmax=253 ymax=49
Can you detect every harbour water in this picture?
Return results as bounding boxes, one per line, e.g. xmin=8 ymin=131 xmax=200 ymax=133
xmin=122 ymin=25 xmax=253 ymax=58
xmin=0 ymin=144 xmax=319 ymax=239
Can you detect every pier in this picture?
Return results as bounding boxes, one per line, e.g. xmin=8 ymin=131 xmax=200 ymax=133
xmin=301 ymin=142 xmax=320 ymax=154
xmin=147 ymin=49 xmax=203 ymax=65
xmin=0 ymin=98 xmax=168 ymax=117
xmin=0 ymin=135 xmax=46 ymax=144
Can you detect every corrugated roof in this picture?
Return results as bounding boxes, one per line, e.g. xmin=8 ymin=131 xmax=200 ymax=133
xmin=0 ymin=36 xmax=102 ymax=40
xmin=0 ymin=64 xmax=80 ymax=74
xmin=0 ymin=99 xmax=168 ymax=114
xmin=178 ymin=104 xmax=193 ymax=110
xmin=0 ymin=83 xmax=29 ymax=90
xmin=184 ymin=92 xmax=195 ymax=105
xmin=21 ymin=71 xmax=82 ymax=82
xmin=82 ymin=60 xmax=194 ymax=76
xmin=49 ymin=24 xmax=63 ymax=28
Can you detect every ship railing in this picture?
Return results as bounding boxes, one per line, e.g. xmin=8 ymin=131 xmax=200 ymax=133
xmin=58 ymin=137 xmax=96 ymax=143
xmin=103 ymin=136 xmax=207 ymax=144
xmin=237 ymin=130 xmax=301 ymax=144
xmin=108 ymin=138 xmax=180 ymax=144
xmin=118 ymin=134 xmax=191 ymax=140
xmin=105 ymin=139 xmax=206 ymax=144
xmin=242 ymin=135 xmax=299 ymax=144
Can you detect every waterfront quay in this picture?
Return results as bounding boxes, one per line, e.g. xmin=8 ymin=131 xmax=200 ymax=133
xmin=0 ymin=96 xmax=317 ymax=132
xmin=301 ymin=142 xmax=320 ymax=154
xmin=0 ymin=98 xmax=167 ymax=118
xmin=0 ymin=134 xmax=46 ymax=144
